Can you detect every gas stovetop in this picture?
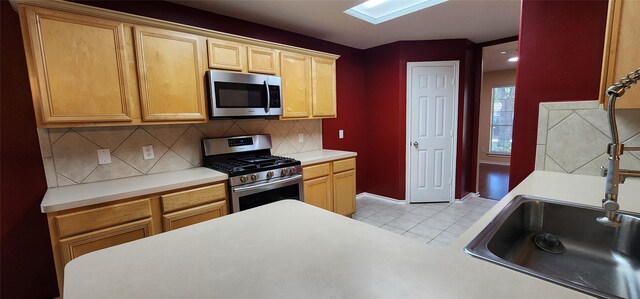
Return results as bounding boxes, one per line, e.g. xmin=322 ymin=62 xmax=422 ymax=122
xmin=201 ymin=135 xmax=302 ymax=184
xmin=206 ymin=154 xmax=299 ymax=176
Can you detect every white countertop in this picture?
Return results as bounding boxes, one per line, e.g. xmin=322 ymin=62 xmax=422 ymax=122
xmin=63 ymin=171 xmax=640 ymax=298
xmin=286 ymin=149 xmax=357 ymax=165
xmin=40 ymin=149 xmax=355 ymax=213
xmin=40 ymin=168 xmax=227 ymax=213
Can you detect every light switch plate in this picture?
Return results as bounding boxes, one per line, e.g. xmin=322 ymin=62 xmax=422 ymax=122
xmin=142 ymin=145 xmax=155 ymax=160
xmin=339 ymin=130 xmax=344 ymax=139
xmin=298 ymin=133 xmax=304 ymax=143
xmin=97 ymin=149 xmax=111 ymax=165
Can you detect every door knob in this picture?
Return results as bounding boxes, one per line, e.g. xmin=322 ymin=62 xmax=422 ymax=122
xmin=413 ymin=142 xmax=419 ymax=147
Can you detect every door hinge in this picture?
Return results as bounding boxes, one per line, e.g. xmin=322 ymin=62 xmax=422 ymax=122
xmin=450 ymin=130 xmax=454 ymax=137
xmin=449 ymin=177 xmax=452 ymax=185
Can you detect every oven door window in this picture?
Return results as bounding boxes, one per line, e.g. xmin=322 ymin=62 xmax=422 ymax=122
xmin=238 ymin=183 xmax=300 ymax=211
xmin=214 ymin=82 xmax=266 ymax=108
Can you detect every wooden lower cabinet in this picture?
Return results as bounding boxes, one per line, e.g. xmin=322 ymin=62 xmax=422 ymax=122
xmin=302 ymin=158 xmax=356 ymax=216
xmin=47 ymin=182 xmax=228 ymax=295
xmin=163 ymin=200 xmax=227 ymax=231
xmin=303 ymin=176 xmax=333 ymax=211
xmin=333 ymin=169 xmax=356 ymax=216
xmin=59 ymin=218 xmax=152 ymax=265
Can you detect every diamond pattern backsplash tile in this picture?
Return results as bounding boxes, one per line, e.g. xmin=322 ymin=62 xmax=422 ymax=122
xmin=536 ymin=100 xmax=640 ymax=177
xmin=39 ymin=119 xmax=323 ymax=187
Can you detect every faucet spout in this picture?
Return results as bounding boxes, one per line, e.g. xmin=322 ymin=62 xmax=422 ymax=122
xmin=600 ymin=68 xmax=640 ymax=226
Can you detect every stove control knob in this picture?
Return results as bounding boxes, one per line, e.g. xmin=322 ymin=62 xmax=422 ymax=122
xmin=267 ymin=171 xmax=274 ymax=179
xmin=289 ymin=167 xmax=297 ymax=174
xmin=250 ymin=174 xmax=258 ymax=181
xmin=240 ymin=176 xmax=248 ymax=183
xmin=281 ymin=169 xmax=288 ymax=176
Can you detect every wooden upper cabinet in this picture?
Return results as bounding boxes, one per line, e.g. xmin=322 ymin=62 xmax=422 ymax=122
xmin=311 ymin=57 xmax=337 ymax=117
xmin=21 ymin=7 xmax=133 ymax=124
xmin=280 ymin=51 xmax=311 ymax=118
xmin=248 ymin=45 xmax=278 ymax=75
xmin=207 ymin=38 xmax=246 ymax=72
xmin=600 ymin=0 xmax=640 ymax=109
xmin=134 ymin=26 xmax=207 ymax=121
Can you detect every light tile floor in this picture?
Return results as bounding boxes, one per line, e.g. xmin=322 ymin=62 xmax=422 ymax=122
xmin=353 ymin=195 xmax=498 ymax=247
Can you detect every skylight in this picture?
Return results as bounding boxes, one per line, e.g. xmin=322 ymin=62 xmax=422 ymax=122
xmin=344 ymin=0 xmax=448 ymax=24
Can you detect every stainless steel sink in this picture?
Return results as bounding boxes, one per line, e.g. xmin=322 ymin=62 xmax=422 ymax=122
xmin=465 ymin=195 xmax=640 ymax=299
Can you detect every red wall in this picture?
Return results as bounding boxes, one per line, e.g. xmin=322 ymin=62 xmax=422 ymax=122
xmin=509 ymin=0 xmax=608 ymax=189
xmin=1 ymin=2 xmax=59 ymax=298
xmin=361 ymin=40 xmax=477 ymax=200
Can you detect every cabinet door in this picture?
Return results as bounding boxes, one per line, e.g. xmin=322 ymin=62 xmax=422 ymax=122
xmin=59 ymin=218 xmax=152 ymax=265
xmin=162 ymin=200 xmax=227 ymax=231
xmin=280 ymin=52 xmax=311 ymax=118
xmin=22 ymin=7 xmax=133 ymax=124
xmin=303 ymin=176 xmax=332 ymax=211
xmin=600 ymin=0 xmax=640 ymax=109
xmin=135 ymin=26 xmax=207 ymax=121
xmin=311 ymin=57 xmax=337 ymax=117
xmin=248 ymin=45 xmax=278 ymax=75
xmin=333 ymin=170 xmax=356 ymax=216
xmin=207 ymin=38 xmax=246 ymax=72
xmin=55 ymin=198 xmax=152 ymax=238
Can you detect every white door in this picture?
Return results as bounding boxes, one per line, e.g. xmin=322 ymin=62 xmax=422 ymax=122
xmin=406 ymin=62 xmax=458 ymax=203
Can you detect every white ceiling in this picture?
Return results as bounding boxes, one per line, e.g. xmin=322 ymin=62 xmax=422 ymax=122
xmin=482 ymin=41 xmax=518 ymax=72
xmin=169 ymin=0 xmax=521 ymax=50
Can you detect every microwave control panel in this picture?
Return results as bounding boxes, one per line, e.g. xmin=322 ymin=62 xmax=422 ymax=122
xmin=269 ymin=85 xmax=281 ymax=108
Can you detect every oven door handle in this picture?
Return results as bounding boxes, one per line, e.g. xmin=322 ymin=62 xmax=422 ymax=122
xmin=233 ymin=174 xmax=302 ymax=193
xmin=264 ymin=80 xmax=271 ymax=113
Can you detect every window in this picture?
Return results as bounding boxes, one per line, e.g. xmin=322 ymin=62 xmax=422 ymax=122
xmin=490 ymin=85 xmax=515 ymax=154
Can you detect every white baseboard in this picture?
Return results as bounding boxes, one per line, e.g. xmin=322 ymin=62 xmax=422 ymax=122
xmin=356 ymin=192 xmax=405 ymax=204
xmin=455 ymin=192 xmax=479 ymax=203
xmin=478 ymin=160 xmax=510 ymax=166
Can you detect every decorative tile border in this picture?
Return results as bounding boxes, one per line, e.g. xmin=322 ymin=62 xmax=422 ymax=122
xmin=38 ymin=119 xmax=323 ymax=187
xmin=535 ymin=100 xmax=640 ymax=177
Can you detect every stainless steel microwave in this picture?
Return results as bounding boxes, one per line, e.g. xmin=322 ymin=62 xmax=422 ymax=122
xmin=206 ymin=70 xmax=282 ymax=118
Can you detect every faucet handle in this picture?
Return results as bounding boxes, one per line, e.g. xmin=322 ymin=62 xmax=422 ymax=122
xmin=600 ymin=166 xmax=608 ymax=177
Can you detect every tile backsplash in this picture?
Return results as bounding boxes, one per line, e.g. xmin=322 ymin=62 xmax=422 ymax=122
xmin=535 ymin=100 xmax=640 ymax=176
xmin=38 ymin=119 xmax=323 ymax=187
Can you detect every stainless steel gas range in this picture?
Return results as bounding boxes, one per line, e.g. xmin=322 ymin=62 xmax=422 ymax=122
xmin=202 ymin=134 xmax=303 ymax=213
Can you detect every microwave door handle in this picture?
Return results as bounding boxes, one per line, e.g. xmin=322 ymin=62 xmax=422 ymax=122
xmin=264 ymin=80 xmax=270 ymax=113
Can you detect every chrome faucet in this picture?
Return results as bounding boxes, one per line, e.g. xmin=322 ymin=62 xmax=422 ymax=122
xmin=597 ymin=68 xmax=640 ymax=227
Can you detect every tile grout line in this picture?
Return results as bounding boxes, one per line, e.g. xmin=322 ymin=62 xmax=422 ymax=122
xmin=547 ymin=111 xmax=575 ymax=131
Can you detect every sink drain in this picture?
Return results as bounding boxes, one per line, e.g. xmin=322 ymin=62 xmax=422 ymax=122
xmin=534 ymin=233 xmax=565 ymax=253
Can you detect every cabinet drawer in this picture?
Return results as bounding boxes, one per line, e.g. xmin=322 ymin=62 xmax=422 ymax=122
xmin=162 ymin=200 xmax=227 ymax=231
xmin=161 ymin=183 xmax=226 ymax=213
xmin=59 ymin=218 xmax=152 ymax=265
xmin=56 ymin=198 xmax=152 ymax=239
xmin=333 ymin=158 xmax=356 ymax=173
xmin=303 ymin=163 xmax=331 ymax=180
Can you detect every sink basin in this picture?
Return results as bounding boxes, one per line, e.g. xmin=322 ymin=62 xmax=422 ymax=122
xmin=465 ymin=195 xmax=640 ymax=299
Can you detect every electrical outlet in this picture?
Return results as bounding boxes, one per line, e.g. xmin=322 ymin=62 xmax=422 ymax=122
xmin=480 ymin=146 xmax=486 ymax=153
xmin=339 ymin=130 xmax=344 ymax=139
xmin=142 ymin=145 xmax=155 ymax=160
xmin=97 ymin=149 xmax=111 ymax=165
xmin=298 ymin=133 xmax=304 ymax=143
